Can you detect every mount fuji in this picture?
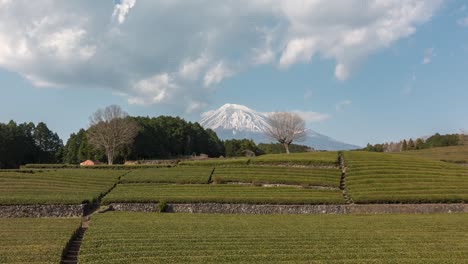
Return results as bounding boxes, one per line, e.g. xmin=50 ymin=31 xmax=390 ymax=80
xmin=200 ymin=104 xmax=360 ymax=151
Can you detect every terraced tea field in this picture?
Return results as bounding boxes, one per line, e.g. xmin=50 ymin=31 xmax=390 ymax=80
xmin=102 ymin=184 xmax=344 ymax=204
xmin=212 ymin=166 xmax=340 ymax=187
xmin=0 ymin=169 xmax=125 ymax=204
xmin=79 ymin=212 xmax=468 ymax=263
xmin=250 ymin=151 xmax=339 ymax=166
xmin=121 ymin=167 xmax=213 ymax=184
xmin=179 ymin=158 xmax=249 ymax=166
xmin=1 ymin=150 xmax=468 ymax=263
xmin=398 ymin=145 xmax=468 ymax=164
xmin=344 ymin=151 xmax=468 ymax=203
xmin=179 ymin=152 xmax=339 ymax=166
xmin=0 ymin=218 xmax=80 ymax=263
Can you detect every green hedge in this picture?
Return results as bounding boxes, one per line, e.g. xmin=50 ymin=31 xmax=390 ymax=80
xmin=21 ymin=164 xmax=173 ymax=169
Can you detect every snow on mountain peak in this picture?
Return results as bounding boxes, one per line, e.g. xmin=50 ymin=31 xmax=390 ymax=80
xmin=200 ymin=103 xmax=269 ymax=132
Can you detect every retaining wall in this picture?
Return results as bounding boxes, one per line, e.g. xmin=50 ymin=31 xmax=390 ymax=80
xmin=108 ymin=203 xmax=468 ymax=215
xmin=0 ymin=204 xmax=84 ymax=218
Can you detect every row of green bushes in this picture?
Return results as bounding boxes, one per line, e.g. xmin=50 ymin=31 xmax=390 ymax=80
xmin=21 ymin=164 xmax=173 ymax=169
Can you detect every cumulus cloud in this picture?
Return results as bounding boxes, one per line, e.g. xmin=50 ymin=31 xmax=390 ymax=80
xmin=0 ymin=0 xmax=443 ymax=114
xmin=178 ymin=55 xmax=209 ymax=81
xmin=203 ymin=62 xmax=234 ymax=87
xmin=422 ymin=48 xmax=435 ymax=64
xmin=334 ymin=63 xmax=350 ymax=81
xmin=128 ymin=73 xmax=176 ymax=105
xmin=279 ymin=37 xmax=317 ymax=67
xmin=335 ymin=100 xmax=352 ymax=112
xmin=113 ymin=0 xmax=136 ymax=24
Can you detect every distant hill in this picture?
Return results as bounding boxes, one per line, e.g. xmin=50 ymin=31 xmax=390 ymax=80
xmin=200 ymin=103 xmax=360 ymax=151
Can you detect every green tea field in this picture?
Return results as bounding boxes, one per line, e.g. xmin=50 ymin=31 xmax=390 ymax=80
xmin=120 ymin=167 xmax=213 ymax=184
xmin=211 ymin=166 xmax=340 ymax=187
xmin=398 ymin=145 xmax=468 ymax=164
xmin=102 ymin=183 xmax=344 ymax=204
xmin=345 ymin=151 xmax=468 ymax=203
xmin=0 ymin=169 xmax=125 ymax=204
xmin=0 ymin=218 xmax=80 ymax=263
xmin=1 ymin=150 xmax=467 ymax=263
xmin=79 ymin=212 xmax=468 ymax=263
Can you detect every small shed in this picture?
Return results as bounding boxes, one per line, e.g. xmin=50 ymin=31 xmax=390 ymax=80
xmin=80 ymin=160 xmax=95 ymax=166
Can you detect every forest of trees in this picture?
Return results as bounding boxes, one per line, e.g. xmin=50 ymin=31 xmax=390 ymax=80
xmin=224 ymin=139 xmax=262 ymax=157
xmin=129 ymin=116 xmax=224 ymax=159
xmin=63 ymin=116 xmax=225 ymax=165
xmin=258 ymin=143 xmax=313 ymax=154
xmin=4 ymin=117 xmax=464 ymax=168
xmin=0 ymin=121 xmax=63 ymax=168
xmin=364 ymin=133 xmax=465 ymax=152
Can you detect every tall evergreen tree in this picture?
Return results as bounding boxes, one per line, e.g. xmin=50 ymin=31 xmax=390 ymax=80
xmin=401 ymin=140 xmax=408 ymax=151
xmin=407 ymin=139 xmax=416 ymax=150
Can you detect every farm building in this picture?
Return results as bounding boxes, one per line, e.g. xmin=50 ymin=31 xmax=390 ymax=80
xmin=80 ymin=160 xmax=97 ymax=166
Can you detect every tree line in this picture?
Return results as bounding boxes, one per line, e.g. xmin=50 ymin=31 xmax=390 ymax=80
xmin=0 ymin=121 xmax=63 ymax=169
xmin=0 ymin=106 xmax=311 ymax=168
xmin=0 ymin=117 xmax=225 ymax=168
xmin=364 ymin=133 xmax=466 ymax=153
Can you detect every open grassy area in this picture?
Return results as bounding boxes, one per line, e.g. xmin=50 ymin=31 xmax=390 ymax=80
xmin=0 ymin=169 xmax=125 ymax=204
xmin=212 ymin=166 xmax=340 ymax=187
xmin=79 ymin=212 xmax=468 ymax=263
xmin=102 ymin=183 xmax=344 ymax=204
xmin=345 ymin=151 xmax=468 ymax=203
xmin=250 ymin=151 xmax=339 ymax=166
xmin=398 ymin=145 xmax=468 ymax=164
xmin=0 ymin=218 xmax=80 ymax=263
xmin=121 ymin=167 xmax=213 ymax=184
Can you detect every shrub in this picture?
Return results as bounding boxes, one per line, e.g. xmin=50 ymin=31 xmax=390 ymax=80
xmin=158 ymin=200 xmax=167 ymax=213
xmin=212 ymin=176 xmax=225 ymax=184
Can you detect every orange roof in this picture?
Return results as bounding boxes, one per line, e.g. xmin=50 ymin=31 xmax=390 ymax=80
xmin=80 ymin=160 xmax=95 ymax=166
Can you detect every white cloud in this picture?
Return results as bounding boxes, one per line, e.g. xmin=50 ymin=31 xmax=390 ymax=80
xmin=279 ymin=37 xmax=317 ymax=67
xmin=253 ymin=48 xmax=275 ymax=65
xmin=335 ymin=100 xmax=352 ymax=111
xmin=112 ymin=0 xmax=136 ymax=24
xmin=203 ymin=62 xmax=233 ymax=87
xmin=291 ymin=110 xmax=330 ymax=123
xmin=0 ymin=0 xmax=443 ymax=114
xmin=458 ymin=16 xmax=468 ymax=27
xmin=40 ymin=28 xmax=95 ymax=60
xmin=422 ymin=48 xmax=434 ymax=64
xmin=129 ymin=73 xmax=176 ymax=105
xmin=335 ymin=63 xmax=350 ymax=81
xmin=178 ymin=55 xmax=209 ymax=81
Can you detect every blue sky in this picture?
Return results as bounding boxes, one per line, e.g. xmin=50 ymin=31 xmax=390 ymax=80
xmin=0 ymin=0 xmax=467 ymax=147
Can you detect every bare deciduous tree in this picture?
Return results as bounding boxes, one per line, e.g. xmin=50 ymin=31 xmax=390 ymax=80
xmin=87 ymin=105 xmax=138 ymax=165
xmin=264 ymin=112 xmax=307 ymax=154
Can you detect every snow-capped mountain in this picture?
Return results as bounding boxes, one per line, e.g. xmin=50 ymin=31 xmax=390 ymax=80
xmin=200 ymin=103 xmax=361 ymax=151
xmin=200 ymin=103 xmax=269 ymax=133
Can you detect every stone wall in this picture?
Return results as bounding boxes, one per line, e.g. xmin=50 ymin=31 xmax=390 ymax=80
xmin=348 ymin=203 xmax=468 ymax=214
xmin=109 ymin=203 xmax=159 ymax=212
xmin=108 ymin=203 xmax=468 ymax=215
xmin=3 ymin=203 xmax=465 ymax=217
xmin=0 ymin=205 xmax=84 ymax=218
